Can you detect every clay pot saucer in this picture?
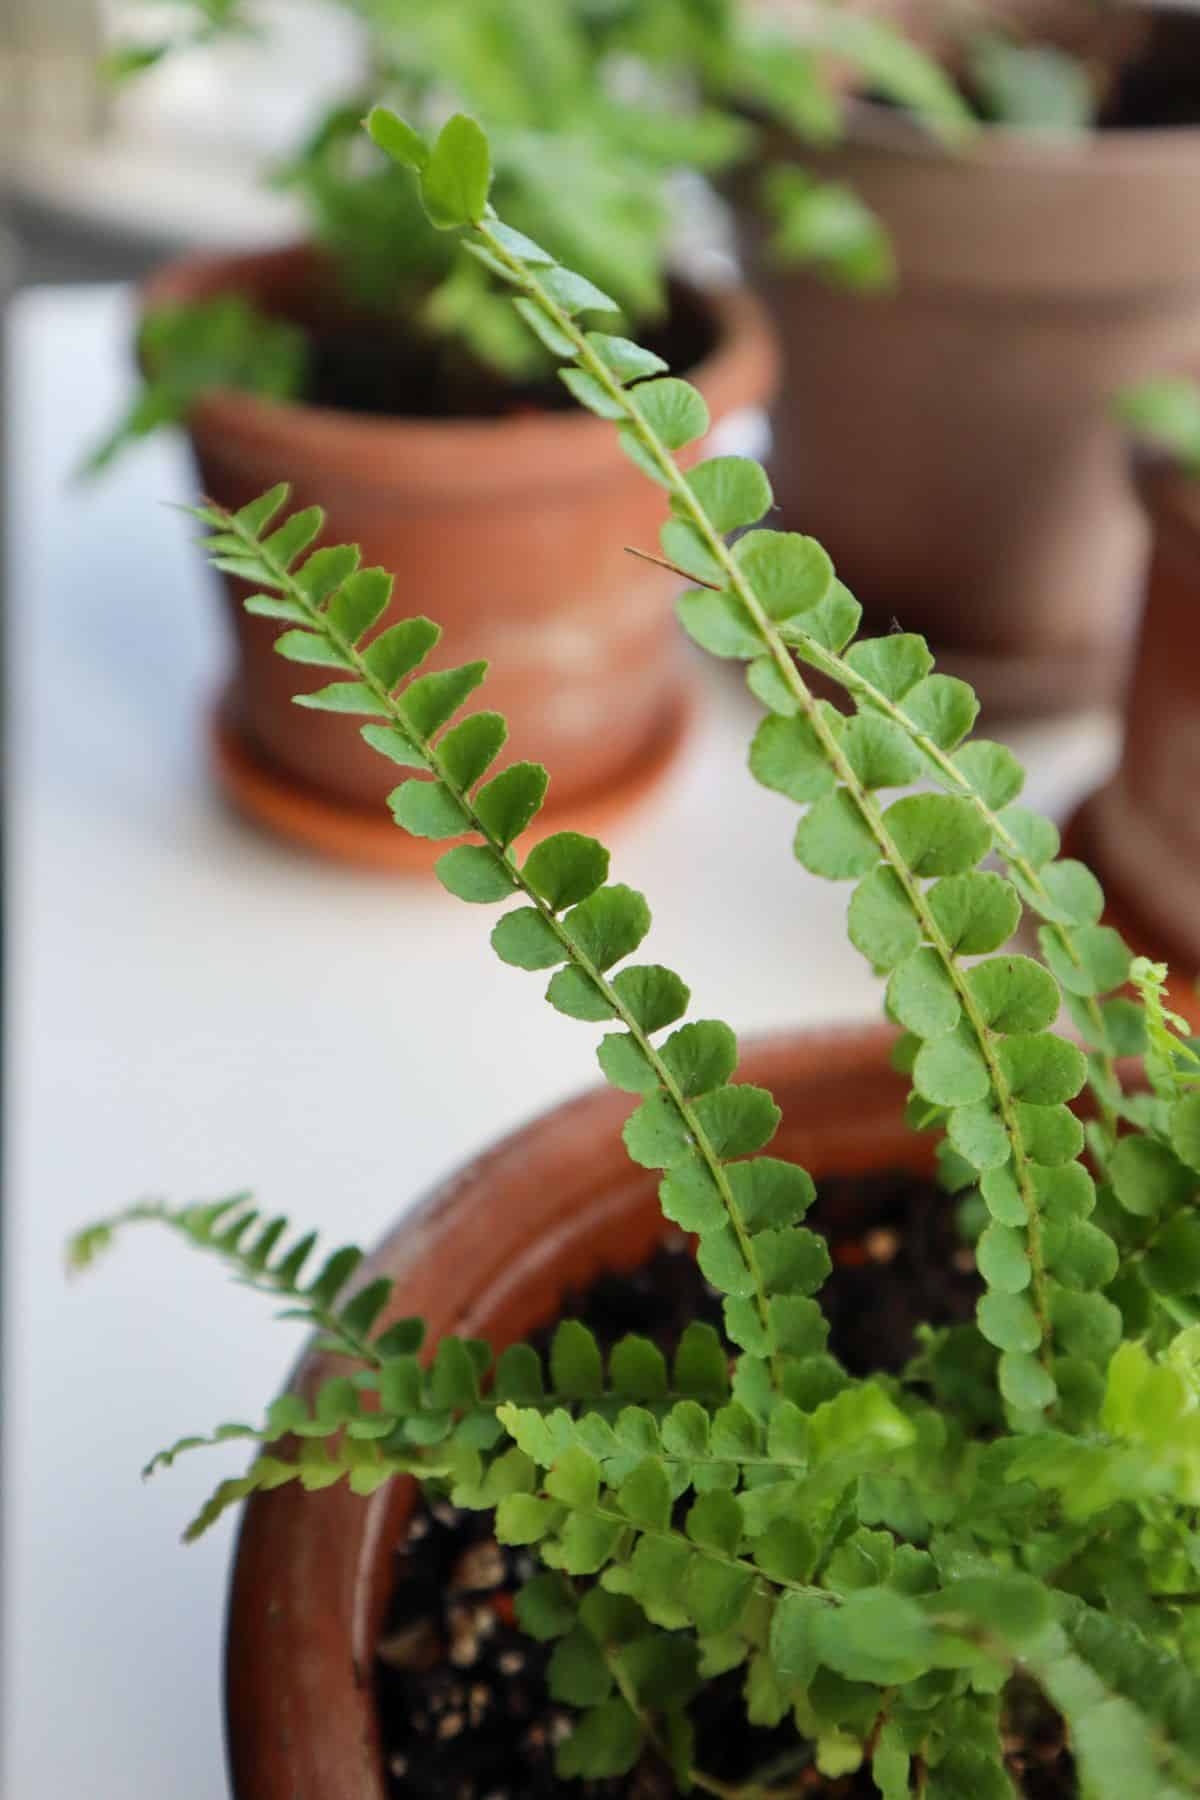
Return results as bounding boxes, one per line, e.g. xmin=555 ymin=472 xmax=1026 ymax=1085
xmin=142 ymin=245 xmax=777 ymax=863
xmin=210 ymin=682 xmax=694 ymax=873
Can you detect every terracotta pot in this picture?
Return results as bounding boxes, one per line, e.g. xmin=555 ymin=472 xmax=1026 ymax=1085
xmin=224 ymin=1024 xmax=927 ymax=1797
xmin=141 ymin=245 xmax=777 ymax=869
xmin=730 ymin=8 xmax=1200 ymax=717
xmin=1066 ymin=456 xmax=1200 ymax=1029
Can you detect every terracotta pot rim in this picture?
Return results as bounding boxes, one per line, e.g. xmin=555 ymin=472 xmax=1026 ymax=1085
xmin=223 ymin=1021 xmax=909 ymax=1798
xmin=139 ymin=244 xmax=777 ymax=495
xmin=1130 ymin=445 xmax=1200 ymax=536
xmin=844 ymin=94 xmax=1200 ymax=172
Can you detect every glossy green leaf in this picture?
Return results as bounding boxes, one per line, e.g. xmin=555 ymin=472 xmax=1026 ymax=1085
xmin=635 ymin=377 xmax=710 ymax=449
xmin=550 ymin=1319 xmax=604 ymax=1399
xmin=661 ymin=1020 xmax=737 ymax=1098
xmin=997 ymin=1034 xmax=1087 ymax=1105
xmin=490 ymin=906 xmax=565 ymax=970
xmin=473 ymin=762 xmax=548 ymax=847
xmin=610 ymin=965 xmax=690 ymax=1032
xmin=680 ymin=456 xmax=773 ymax=532
xmin=927 ymin=872 xmax=1022 ymax=955
xmin=794 ymin=789 xmax=879 ymax=880
xmin=691 ymin=1085 xmax=780 ymax=1158
xmin=435 ymin=844 xmax=517 ymax=902
xmin=388 ymin=780 xmax=469 ymax=840
xmin=596 ymin=1031 xmax=657 ymax=1095
xmin=967 ymin=955 xmax=1060 ymax=1035
xmin=913 ymin=1026 xmax=990 ymax=1108
xmin=749 ymin=712 xmax=836 ymax=803
xmin=677 ymin=588 xmax=763 ymax=660
xmin=523 ymin=832 xmax=610 ymax=910
xmin=420 ymin=113 xmax=490 ymax=228
xmin=726 ymin=1158 xmax=816 ymax=1229
xmin=366 ymin=106 xmax=429 ymax=171
xmin=565 ymin=885 xmax=650 ymax=971
xmin=847 ymin=867 xmax=921 ymax=970
xmin=841 ymin=713 xmax=922 ymax=789
xmin=888 ymin=946 xmax=961 ymax=1039
xmin=586 ymin=332 xmax=667 ymax=383
xmin=437 ymin=712 xmax=506 ymax=791
xmin=977 ymin=1291 xmax=1042 ymax=1353
xmin=733 ymin=529 xmax=834 ymax=623
xmin=883 ymin=794 xmax=991 ymax=878
xmin=844 ymin=632 xmax=933 ymax=701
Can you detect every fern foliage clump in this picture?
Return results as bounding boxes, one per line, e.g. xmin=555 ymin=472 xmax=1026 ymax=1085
xmin=75 ymin=114 xmax=1200 ymax=1798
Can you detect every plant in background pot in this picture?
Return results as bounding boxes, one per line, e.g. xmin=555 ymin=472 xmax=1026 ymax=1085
xmin=717 ymin=0 xmax=1200 ymax=718
xmin=92 ymin=0 xmax=979 ymax=868
xmin=91 ymin=0 xmax=786 ymax=868
xmin=1065 ymin=376 xmax=1200 ymax=1032
xmin=74 ymin=117 xmax=1200 ymax=1798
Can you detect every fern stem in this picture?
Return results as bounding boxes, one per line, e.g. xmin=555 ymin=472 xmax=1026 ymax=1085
xmin=216 ymin=500 xmax=784 ymax=1383
xmin=793 ymin=640 xmax=1122 ymax=1151
xmin=474 ymin=221 xmax=1053 ymax=1366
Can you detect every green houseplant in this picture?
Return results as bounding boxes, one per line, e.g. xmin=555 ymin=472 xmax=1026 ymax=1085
xmin=715 ymin=0 xmax=1200 ymax=717
xmin=92 ymin=0 xmax=794 ymax=868
xmin=1065 ymin=376 xmax=1200 ymax=1026
xmin=76 ymin=115 xmax=1200 ymax=1797
xmin=92 ymin=3 xmax=977 ymax=868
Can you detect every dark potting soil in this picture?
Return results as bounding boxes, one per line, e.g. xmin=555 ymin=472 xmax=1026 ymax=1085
xmin=374 ymin=1169 xmax=1072 ymax=1798
xmin=295 ymin=278 xmax=719 ymax=422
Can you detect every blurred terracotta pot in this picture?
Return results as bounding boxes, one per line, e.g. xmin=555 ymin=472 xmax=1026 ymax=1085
xmin=142 ymin=245 xmax=776 ymax=869
xmin=224 ymin=1024 xmax=925 ymax=1798
xmin=731 ymin=12 xmax=1200 ymax=717
xmin=1067 ymin=456 xmax=1200 ymax=1026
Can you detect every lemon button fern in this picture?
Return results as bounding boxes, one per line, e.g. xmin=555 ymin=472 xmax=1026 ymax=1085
xmin=72 ymin=112 xmax=1200 ymax=1800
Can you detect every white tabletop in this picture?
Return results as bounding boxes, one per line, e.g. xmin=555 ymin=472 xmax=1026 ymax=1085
xmin=1 ymin=283 xmax=1119 ymax=1799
